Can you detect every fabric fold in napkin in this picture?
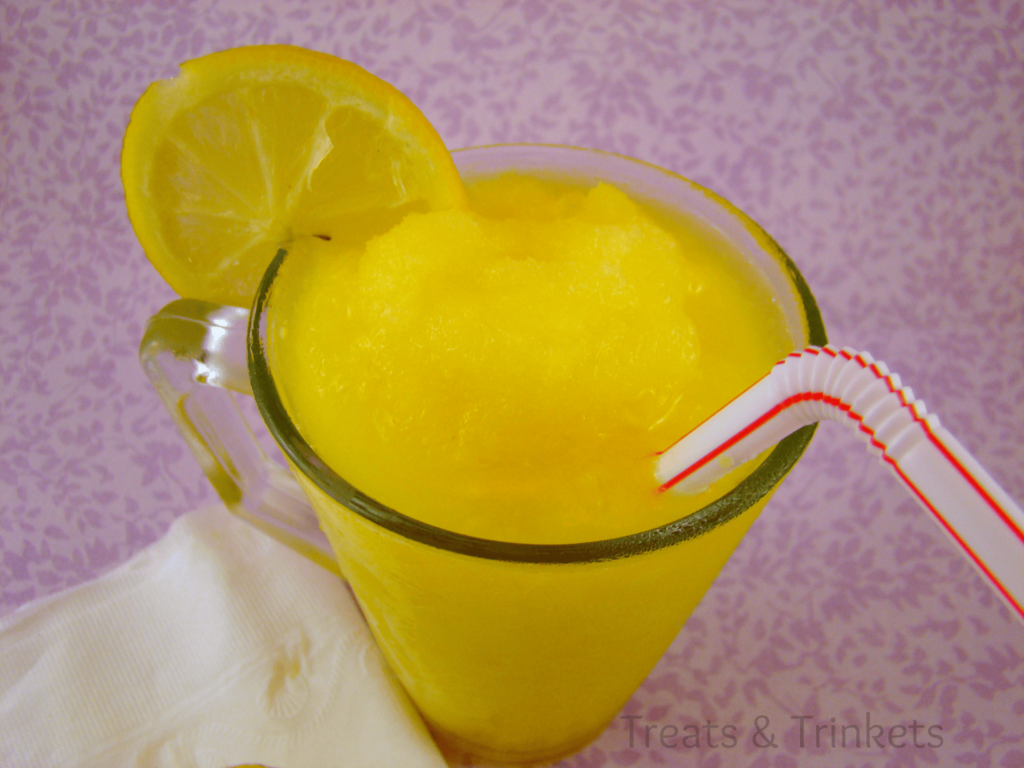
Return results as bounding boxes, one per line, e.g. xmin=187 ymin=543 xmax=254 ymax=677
xmin=0 ymin=505 xmax=448 ymax=768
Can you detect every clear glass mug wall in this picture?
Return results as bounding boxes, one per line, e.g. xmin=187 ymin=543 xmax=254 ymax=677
xmin=140 ymin=145 xmax=826 ymax=765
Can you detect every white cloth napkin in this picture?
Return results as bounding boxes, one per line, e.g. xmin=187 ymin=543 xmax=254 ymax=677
xmin=0 ymin=505 xmax=449 ymax=768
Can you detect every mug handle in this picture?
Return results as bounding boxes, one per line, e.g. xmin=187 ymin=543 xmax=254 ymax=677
xmin=139 ymin=298 xmax=340 ymax=575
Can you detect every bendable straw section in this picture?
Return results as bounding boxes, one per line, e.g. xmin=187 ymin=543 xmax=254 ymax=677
xmin=655 ymin=345 xmax=1024 ymax=623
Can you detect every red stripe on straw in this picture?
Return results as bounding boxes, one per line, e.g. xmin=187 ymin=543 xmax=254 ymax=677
xmin=884 ymin=455 xmax=1024 ymax=622
xmin=657 ymin=392 xmax=808 ymax=491
xmin=918 ymin=419 xmax=1024 ymax=547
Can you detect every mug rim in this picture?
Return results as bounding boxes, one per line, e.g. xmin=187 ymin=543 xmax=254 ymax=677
xmin=248 ymin=144 xmax=827 ymax=564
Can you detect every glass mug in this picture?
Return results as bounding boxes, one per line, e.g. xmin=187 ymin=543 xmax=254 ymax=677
xmin=140 ymin=145 xmax=826 ymax=765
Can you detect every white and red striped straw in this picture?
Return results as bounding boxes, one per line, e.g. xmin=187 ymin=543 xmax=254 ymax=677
xmin=655 ymin=345 xmax=1024 ymax=623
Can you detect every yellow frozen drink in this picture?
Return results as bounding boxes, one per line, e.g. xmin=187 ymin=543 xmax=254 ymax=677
xmin=261 ymin=153 xmax=804 ymax=763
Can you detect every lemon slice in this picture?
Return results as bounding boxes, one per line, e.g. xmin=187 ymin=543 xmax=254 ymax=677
xmin=122 ymin=45 xmax=466 ymax=307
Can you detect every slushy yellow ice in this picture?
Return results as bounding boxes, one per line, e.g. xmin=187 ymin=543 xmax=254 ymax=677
xmin=270 ymin=173 xmax=792 ymax=544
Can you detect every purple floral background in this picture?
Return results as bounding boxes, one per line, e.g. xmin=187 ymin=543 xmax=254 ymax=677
xmin=2 ymin=1 xmax=1023 ymax=766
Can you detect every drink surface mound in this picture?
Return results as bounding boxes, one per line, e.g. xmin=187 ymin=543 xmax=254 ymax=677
xmin=270 ymin=175 xmax=792 ymax=543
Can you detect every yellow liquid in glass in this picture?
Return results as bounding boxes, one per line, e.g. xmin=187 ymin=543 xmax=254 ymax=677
xmin=269 ymin=173 xmax=795 ymax=763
